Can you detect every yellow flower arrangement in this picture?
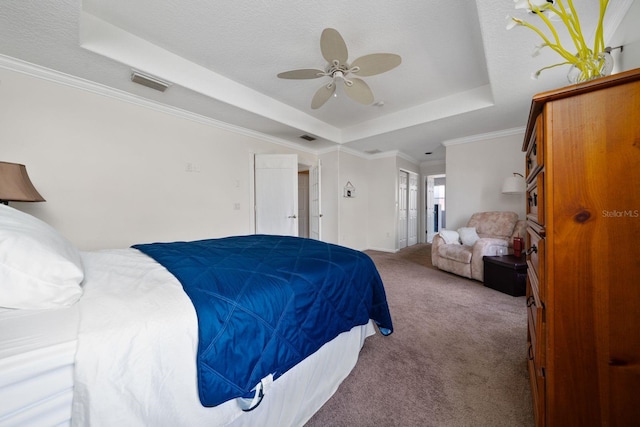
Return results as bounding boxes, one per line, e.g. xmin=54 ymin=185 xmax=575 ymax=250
xmin=507 ymin=0 xmax=612 ymax=82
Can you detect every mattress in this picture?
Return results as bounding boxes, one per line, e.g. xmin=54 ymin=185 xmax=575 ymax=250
xmin=0 ymin=247 xmax=378 ymax=427
xmin=72 ymin=248 xmax=377 ymax=426
xmin=0 ymin=305 xmax=79 ymax=427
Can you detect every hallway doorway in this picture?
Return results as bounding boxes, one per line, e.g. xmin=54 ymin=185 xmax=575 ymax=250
xmin=425 ymin=174 xmax=445 ymax=243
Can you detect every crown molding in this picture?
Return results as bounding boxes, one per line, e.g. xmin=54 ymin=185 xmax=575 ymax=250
xmin=441 ymin=127 xmax=525 ymax=146
xmin=315 ymin=145 xmax=420 ymax=165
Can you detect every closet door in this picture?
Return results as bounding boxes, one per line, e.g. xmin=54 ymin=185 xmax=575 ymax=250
xmin=408 ymin=172 xmax=418 ymax=246
xmin=397 ymin=171 xmax=408 ymax=249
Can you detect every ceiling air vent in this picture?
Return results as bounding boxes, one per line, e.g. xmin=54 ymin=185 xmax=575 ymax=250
xmin=365 ymin=149 xmax=382 ymax=154
xmin=131 ymin=70 xmax=171 ymax=92
xmin=299 ymin=134 xmax=316 ymax=142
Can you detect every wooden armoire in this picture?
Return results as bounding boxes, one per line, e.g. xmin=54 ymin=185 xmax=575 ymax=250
xmin=523 ymin=68 xmax=640 ymax=426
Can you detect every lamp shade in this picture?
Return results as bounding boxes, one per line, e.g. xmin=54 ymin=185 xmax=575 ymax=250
xmin=0 ymin=162 xmax=46 ymax=202
xmin=501 ymin=174 xmax=526 ymax=195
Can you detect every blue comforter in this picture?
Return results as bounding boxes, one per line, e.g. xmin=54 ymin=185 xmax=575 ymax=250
xmin=133 ymin=235 xmax=393 ymax=407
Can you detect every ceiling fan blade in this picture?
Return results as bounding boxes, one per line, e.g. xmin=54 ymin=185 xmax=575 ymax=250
xmin=277 ymin=69 xmax=325 ymax=79
xmin=344 ymin=78 xmax=374 ymax=105
xmin=350 ymin=54 xmax=402 ymax=77
xmin=320 ymin=28 xmax=348 ymax=64
xmin=311 ymin=83 xmax=336 ymax=109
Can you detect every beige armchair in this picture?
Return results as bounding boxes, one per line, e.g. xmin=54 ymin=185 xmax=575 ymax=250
xmin=431 ymin=211 xmax=526 ymax=282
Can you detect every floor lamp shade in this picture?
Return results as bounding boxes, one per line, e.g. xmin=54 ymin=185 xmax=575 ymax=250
xmin=0 ymin=162 xmax=46 ymax=203
xmin=501 ymin=173 xmax=526 ymax=194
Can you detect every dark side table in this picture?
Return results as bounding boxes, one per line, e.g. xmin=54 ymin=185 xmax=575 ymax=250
xmin=483 ymin=255 xmax=527 ymax=297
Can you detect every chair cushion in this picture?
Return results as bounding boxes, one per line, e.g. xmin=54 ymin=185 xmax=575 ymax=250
xmin=438 ymin=229 xmax=460 ymax=245
xmin=457 ymin=227 xmax=480 ymax=246
xmin=437 ymin=244 xmax=472 ymax=264
xmin=467 ymin=211 xmax=518 ymax=240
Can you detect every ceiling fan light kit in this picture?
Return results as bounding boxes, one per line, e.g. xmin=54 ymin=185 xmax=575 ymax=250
xmin=278 ymin=28 xmax=401 ymax=109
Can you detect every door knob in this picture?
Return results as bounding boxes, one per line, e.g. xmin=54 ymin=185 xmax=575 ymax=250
xmin=288 ymin=215 xmax=297 ymax=219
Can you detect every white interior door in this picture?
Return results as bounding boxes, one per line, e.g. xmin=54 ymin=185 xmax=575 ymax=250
xmin=398 ymin=171 xmax=408 ymax=249
xmin=309 ymin=160 xmax=322 ymax=240
xmin=255 ymin=154 xmax=298 ymax=236
xmin=408 ymin=172 xmax=418 ymax=246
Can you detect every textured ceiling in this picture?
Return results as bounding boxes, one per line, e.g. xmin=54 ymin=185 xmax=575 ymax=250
xmin=0 ymin=0 xmax=633 ymax=162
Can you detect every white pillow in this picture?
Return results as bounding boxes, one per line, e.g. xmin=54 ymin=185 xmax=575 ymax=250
xmin=0 ymin=204 xmax=84 ymax=309
xmin=458 ymin=227 xmax=480 ymax=246
xmin=438 ymin=229 xmax=461 ymax=245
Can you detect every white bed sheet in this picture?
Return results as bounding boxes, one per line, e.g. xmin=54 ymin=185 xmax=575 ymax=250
xmin=72 ymin=248 xmax=374 ymax=427
xmin=0 ymin=304 xmax=79 ymax=427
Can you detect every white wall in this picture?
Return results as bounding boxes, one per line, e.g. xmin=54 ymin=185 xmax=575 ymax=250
xmin=366 ymin=156 xmax=397 ymax=251
xmin=317 ymin=149 xmax=419 ymax=253
xmin=420 ymin=160 xmax=446 ymax=178
xmin=610 ymin=0 xmax=640 ymax=72
xmin=444 ymin=131 xmax=526 ymax=231
xmin=318 ymin=150 xmax=340 ymax=245
xmin=337 ymin=151 xmax=370 ymax=251
xmin=0 ymin=66 xmax=315 ymax=249
xmin=1 ymin=62 xmax=417 ymax=253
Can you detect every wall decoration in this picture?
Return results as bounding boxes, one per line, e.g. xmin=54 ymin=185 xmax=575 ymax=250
xmin=343 ymin=181 xmax=356 ymax=198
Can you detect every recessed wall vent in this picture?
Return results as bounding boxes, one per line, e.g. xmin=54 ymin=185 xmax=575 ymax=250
xmin=131 ymin=70 xmax=171 ymax=92
xmin=299 ymin=134 xmax=316 ymax=142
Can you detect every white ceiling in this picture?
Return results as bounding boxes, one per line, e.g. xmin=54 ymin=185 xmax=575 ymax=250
xmin=0 ymin=1 xmax=633 ymax=162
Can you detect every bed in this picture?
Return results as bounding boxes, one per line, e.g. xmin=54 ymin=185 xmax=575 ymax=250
xmin=0 ymin=204 xmax=393 ymax=426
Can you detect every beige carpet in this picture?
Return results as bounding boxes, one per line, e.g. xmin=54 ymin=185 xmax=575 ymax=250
xmin=305 ymin=244 xmax=534 ymax=427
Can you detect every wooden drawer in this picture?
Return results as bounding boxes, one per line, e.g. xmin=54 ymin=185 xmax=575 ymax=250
xmin=526 ymin=171 xmax=544 ymax=226
xmin=526 ymin=226 xmax=544 ymax=298
xmin=527 ymin=276 xmax=545 ymax=370
xmin=527 ymin=355 xmax=546 ymax=427
xmin=525 ymin=115 xmax=544 ymax=181
xmin=527 ymin=285 xmax=538 ymax=341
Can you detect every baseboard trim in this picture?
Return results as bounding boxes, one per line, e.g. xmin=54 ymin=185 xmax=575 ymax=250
xmin=365 ymin=247 xmax=399 ymax=254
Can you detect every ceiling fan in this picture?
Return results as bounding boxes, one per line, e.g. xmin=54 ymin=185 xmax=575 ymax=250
xmin=277 ymin=28 xmax=402 ymax=109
